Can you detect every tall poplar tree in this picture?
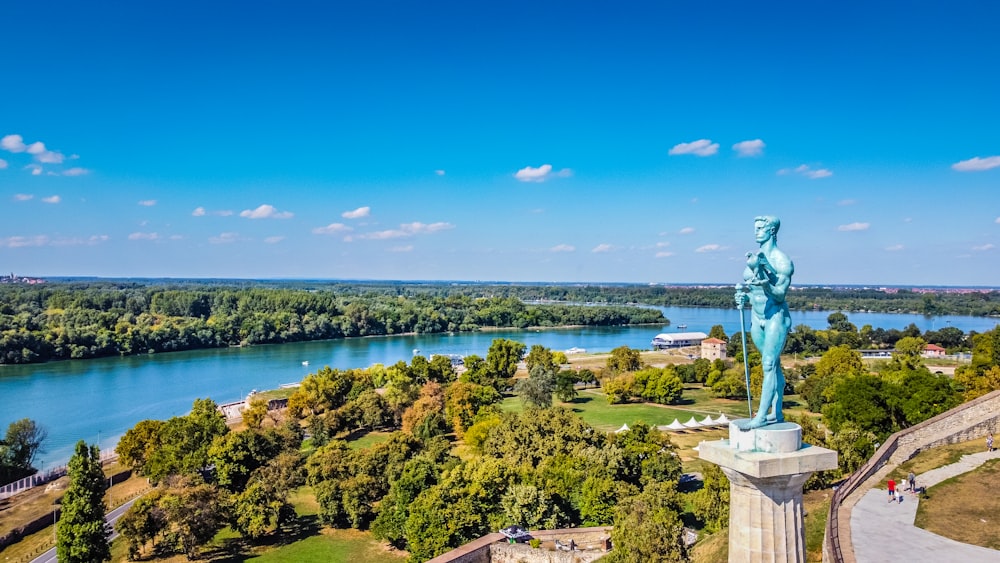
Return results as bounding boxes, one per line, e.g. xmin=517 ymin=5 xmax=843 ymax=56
xmin=57 ymin=440 xmax=110 ymax=563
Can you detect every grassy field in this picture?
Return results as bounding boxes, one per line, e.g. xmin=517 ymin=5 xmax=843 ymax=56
xmin=885 ymin=437 xmax=994 ymax=486
xmin=914 ymin=458 xmax=1000 ymax=550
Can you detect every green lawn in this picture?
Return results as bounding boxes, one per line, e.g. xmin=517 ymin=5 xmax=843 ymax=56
xmin=501 ymin=392 xmax=733 ymax=432
xmin=245 ymin=530 xmax=406 ymax=562
xmin=345 ymin=430 xmax=393 ymax=450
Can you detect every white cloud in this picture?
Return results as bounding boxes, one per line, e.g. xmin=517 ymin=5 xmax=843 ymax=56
xmin=264 ymin=236 xmax=285 ymax=244
xmin=995 ymin=217 xmax=1000 ymax=224
xmin=592 ymin=244 xmax=614 ymax=253
xmin=733 ymin=139 xmax=765 ymax=157
xmin=655 ymin=251 xmax=675 ymax=258
xmin=355 ymin=221 xmax=455 ymax=241
xmin=972 ymin=243 xmax=995 ymax=251
xmin=312 ymin=223 xmax=353 ymax=235
xmin=695 ymin=244 xmax=726 ymax=253
xmin=62 ymin=167 xmax=89 ymax=176
xmin=217 ymin=210 xmax=233 ymax=216
xmin=952 ymin=156 xmax=1000 ymax=172
xmin=550 ymin=244 xmax=575 ymax=252
xmin=1 ymin=134 xmax=26 ymax=152
xmin=209 ymin=232 xmax=241 ymax=244
xmin=0 ymin=158 xmax=6 ymax=169
xmin=26 ymin=142 xmax=45 ymax=155
xmin=679 ymin=227 xmax=695 ymax=235
xmin=26 ymin=164 xmax=42 ymax=175
xmin=192 ymin=207 xmax=206 ymax=217
xmin=669 ymin=139 xmax=719 ymax=157
xmin=886 ymin=244 xmax=904 ymax=251
xmin=41 ymin=195 xmax=61 ymax=204
xmin=0 ymin=234 xmax=108 ymax=248
xmin=13 ymin=194 xmax=33 ymax=201
xmin=342 ymin=206 xmax=371 ymax=219
xmin=138 ymin=200 xmax=157 ymax=207
xmin=837 ymin=222 xmax=870 ymax=232
xmin=240 ymin=204 xmax=293 ymax=219
xmin=388 ymin=245 xmax=414 ymax=253
xmin=128 ymin=232 xmax=160 ymax=241
xmin=778 ymin=164 xmax=833 ymax=179
xmin=401 ymin=222 xmax=453 ymax=234
xmin=838 ymin=199 xmax=856 ymax=206
xmin=514 ymin=164 xmax=573 ymax=182
xmin=434 ymin=170 xmax=445 ymax=176
xmin=656 ymin=241 xmax=671 ymax=248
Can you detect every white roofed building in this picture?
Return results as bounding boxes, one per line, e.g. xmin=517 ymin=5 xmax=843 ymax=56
xmin=651 ymin=331 xmax=709 ymax=349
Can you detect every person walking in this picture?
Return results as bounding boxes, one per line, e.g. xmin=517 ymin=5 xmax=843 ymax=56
xmin=908 ymin=471 xmax=916 ymax=494
xmin=988 ymin=434 xmax=994 ymax=452
xmin=888 ymin=479 xmax=896 ymax=503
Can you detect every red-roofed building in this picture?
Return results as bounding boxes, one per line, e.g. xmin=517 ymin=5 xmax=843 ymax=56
xmin=922 ymin=343 xmax=946 ymax=358
xmin=701 ymin=337 xmax=727 ymax=360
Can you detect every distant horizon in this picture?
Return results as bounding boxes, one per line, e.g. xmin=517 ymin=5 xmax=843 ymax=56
xmin=2 ymin=2 xmax=998 ymax=285
xmin=25 ymin=275 xmax=1000 ymax=292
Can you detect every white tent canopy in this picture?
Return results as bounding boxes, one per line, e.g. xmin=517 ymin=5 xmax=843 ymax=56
xmin=665 ymin=419 xmax=687 ymax=431
xmin=614 ymin=423 xmax=630 ymax=434
xmin=714 ymin=413 xmax=730 ymax=425
xmin=700 ymin=415 xmax=716 ymax=426
xmin=682 ymin=416 xmax=703 ymax=428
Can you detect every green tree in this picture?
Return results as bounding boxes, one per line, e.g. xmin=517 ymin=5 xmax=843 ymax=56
xmin=555 ymin=370 xmax=579 ymax=402
xmin=158 ymin=478 xmax=227 ymax=559
xmin=708 ymin=324 xmax=728 ymax=341
xmin=826 ymin=421 xmax=879 ymax=475
xmin=485 ymin=338 xmax=526 ymax=389
xmin=691 ymin=463 xmax=729 ymax=533
xmin=525 ymin=344 xmax=557 ymax=374
xmin=0 ymin=418 xmax=47 ymax=483
xmin=445 ymin=382 xmax=501 ymax=436
xmin=516 ymin=364 xmax=556 ymax=408
xmin=606 ymin=482 xmax=688 ymax=562
xmin=208 ymin=429 xmax=283 ymax=492
xmin=117 ymin=491 xmax=167 ymax=561
xmin=242 ymin=395 xmax=269 ymax=429
xmin=371 ymin=456 xmax=439 ymax=549
xmin=57 ymin=441 xmax=110 ymax=563
xmin=891 ymin=336 xmax=927 ymax=371
xmin=230 ymin=480 xmax=294 ymax=539
xmin=607 ymin=345 xmax=642 ymax=373
xmin=821 ymin=374 xmax=896 ymax=437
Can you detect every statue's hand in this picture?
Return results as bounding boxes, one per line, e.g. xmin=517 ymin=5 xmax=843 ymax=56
xmin=734 ymin=291 xmax=749 ymax=308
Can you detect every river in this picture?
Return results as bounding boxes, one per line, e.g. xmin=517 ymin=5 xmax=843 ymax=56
xmin=1 ymin=306 xmax=997 ymax=469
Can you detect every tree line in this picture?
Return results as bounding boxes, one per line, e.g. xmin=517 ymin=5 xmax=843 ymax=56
xmin=0 ymin=283 xmax=665 ymax=364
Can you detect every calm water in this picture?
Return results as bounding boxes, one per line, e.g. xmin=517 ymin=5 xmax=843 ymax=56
xmin=2 ymin=306 xmax=997 ymax=469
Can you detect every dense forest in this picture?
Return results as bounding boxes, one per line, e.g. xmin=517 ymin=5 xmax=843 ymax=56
xmin=0 ymin=282 xmax=665 ymax=364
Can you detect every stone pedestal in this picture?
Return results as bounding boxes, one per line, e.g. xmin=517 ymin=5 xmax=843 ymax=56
xmin=699 ymin=420 xmax=838 ymax=563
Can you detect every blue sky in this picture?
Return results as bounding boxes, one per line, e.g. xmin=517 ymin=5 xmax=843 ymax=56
xmin=1 ymin=1 xmax=998 ymax=285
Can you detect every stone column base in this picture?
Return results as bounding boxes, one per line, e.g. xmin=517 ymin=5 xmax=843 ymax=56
xmin=699 ymin=420 xmax=838 ymax=563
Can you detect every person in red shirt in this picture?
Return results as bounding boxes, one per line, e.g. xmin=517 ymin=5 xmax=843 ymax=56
xmin=888 ymin=479 xmax=896 ymax=502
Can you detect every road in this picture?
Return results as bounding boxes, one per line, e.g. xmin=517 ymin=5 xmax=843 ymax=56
xmin=31 ymin=496 xmax=141 ymax=563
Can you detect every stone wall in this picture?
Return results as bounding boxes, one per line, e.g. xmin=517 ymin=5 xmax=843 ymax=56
xmin=824 ymin=389 xmax=1000 ymax=563
xmin=427 ymin=527 xmax=612 ymax=563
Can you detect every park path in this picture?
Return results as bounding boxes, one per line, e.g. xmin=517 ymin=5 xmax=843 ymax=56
xmin=850 ymin=449 xmax=1000 ymax=562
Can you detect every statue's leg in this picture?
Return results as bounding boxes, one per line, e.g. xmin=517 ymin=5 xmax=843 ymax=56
xmin=763 ymin=313 xmax=789 ymax=423
xmin=744 ymin=319 xmax=771 ymax=429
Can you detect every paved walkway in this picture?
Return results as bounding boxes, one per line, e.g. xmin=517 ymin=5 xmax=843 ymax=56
xmin=851 ymin=449 xmax=1000 ymax=562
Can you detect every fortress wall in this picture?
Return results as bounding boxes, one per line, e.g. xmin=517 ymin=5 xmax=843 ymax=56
xmin=824 ymin=389 xmax=1000 ymax=563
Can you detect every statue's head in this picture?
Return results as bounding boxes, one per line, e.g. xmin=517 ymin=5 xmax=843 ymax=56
xmin=754 ymin=216 xmax=780 ymax=243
